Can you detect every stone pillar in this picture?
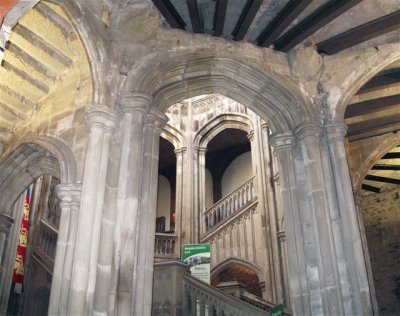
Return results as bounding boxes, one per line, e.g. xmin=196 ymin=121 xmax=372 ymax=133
xmin=325 ymin=123 xmax=373 ymax=315
xmin=132 ymin=108 xmax=168 ymax=316
xmin=107 ymin=92 xmax=150 ymax=316
xmin=48 ymin=183 xmax=82 ymax=315
xmin=68 ymin=106 xmax=118 ymax=316
xmin=271 ymin=132 xmax=310 ymax=316
xmin=197 ymin=147 xmax=207 ymax=237
xmin=294 ymin=123 xmax=343 ymax=315
xmin=174 ymin=147 xmax=186 ymax=255
xmin=260 ymin=121 xmax=283 ymax=304
xmin=0 ymin=214 xmax=13 ymax=285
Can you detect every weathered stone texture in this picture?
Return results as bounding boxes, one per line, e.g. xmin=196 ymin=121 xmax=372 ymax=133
xmin=362 ymin=189 xmax=400 ymax=315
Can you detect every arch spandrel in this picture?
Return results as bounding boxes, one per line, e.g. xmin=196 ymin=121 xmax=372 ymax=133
xmin=322 ymin=43 xmax=400 ymax=123
xmin=124 ymin=51 xmax=315 ymax=134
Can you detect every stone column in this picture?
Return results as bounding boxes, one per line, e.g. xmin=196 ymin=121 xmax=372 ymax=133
xmin=0 ymin=214 xmax=13 ymax=286
xmin=106 ymin=92 xmax=150 ymax=316
xmin=48 ymin=183 xmax=82 ymax=315
xmin=68 ymin=106 xmax=118 ymax=316
xmin=174 ymin=147 xmax=186 ymax=255
xmin=58 ymin=185 xmax=82 ymax=315
xmin=325 ymin=123 xmax=373 ymax=315
xmin=197 ymin=147 xmax=207 ymax=238
xmin=294 ymin=123 xmax=343 ymax=315
xmin=271 ymin=132 xmax=310 ymax=316
xmin=132 ymin=108 xmax=168 ymax=316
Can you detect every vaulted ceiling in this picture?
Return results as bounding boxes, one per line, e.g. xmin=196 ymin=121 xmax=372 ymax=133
xmin=0 ymin=0 xmax=91 ymax=150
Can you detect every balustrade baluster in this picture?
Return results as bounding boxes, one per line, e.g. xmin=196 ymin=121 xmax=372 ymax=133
xmin=190 ymin=291 xmax=197 ymax=315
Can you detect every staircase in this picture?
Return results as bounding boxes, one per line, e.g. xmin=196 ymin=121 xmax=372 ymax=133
xmin=152 ymin=260 xmax=289 ymax=316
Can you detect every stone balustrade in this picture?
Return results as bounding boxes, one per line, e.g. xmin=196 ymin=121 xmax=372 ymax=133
xmin=182 ymin=273 xmax=265 ymax=316
xmin=203 ymin=177 xmax=256 ymax=233
xmin=37 ymin=219 xmax=58 ymax=260
xmin=154 ymin=233 xmax=178 ymax=257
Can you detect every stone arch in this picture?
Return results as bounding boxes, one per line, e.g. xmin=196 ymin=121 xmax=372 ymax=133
xmin=161 ymin=124 xmax=186 ymax=150
xmin=211 ymin=257 xmax=262 ymax=278
xmin=331 ymin=44 xmax=400 ymax=122
xmin=0 ymin=136 xmax=77 ymax=215
xmin=194 ymin=114 xmax=253 ymax=149
xmin=354 ymin=133 xmax=400 ymax=194
xmin=53 ymin=1 xmax=106 ymax=105
xmin=125 ymin=51 xmax=315 ymax=133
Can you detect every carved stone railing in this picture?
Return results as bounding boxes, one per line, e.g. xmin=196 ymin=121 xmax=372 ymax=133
xmin=182 ymin=273 xmax=266 ymax=316
xmin=203 ymin=177 xmax=256 ymax=233
xmin=154 ymin=233 xmax=178 ymax=258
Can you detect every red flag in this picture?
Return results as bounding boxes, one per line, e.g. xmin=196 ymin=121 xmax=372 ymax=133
xmin=12 ymin=188 xmax=31 ymax=293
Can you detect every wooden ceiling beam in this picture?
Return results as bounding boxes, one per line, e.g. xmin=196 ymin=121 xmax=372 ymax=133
xmin=372 ymin=164 xmax=400 ymax=171
xmin=361 ymin=183 xmax=381 ymax=193
xmin=187 ymin=0 xmax=203 ymax=33
xmin=213 ymin=0 xmax=228 ymax=36
xmin=318 ymin=10 xmax=400 ymax=54
xmin=381 ymin=152 xmax=400 ymax=159
xmin=345 ymin=94 xmax=400 ymax=118
xmin=347 ymin=113 xmax=400 ymax=136
xmin=365 ymin=174 xmax=400 ymax=185
xmin=273 ymin=0 xmax=362 ymax=52
xmin=357 ymin=69 xmax=400 ymax=94
xmin=257 ymin=0 xmax=312 ymax=47
xmin=152 ymin=0 xmax=186 ymax=29
xmin=232 ymin=0 xmax=263 ymax=41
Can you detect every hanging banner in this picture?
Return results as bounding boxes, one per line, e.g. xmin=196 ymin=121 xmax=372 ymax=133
xmin=182 ymin=243 xmax=211 ymax=284
xmin=12 ymin=188 xmax=31 ymax=294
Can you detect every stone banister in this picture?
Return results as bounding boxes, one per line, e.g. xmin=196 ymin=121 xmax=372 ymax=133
xmin=202 ymin=177 xmax=256 ymax=234
xmin=154 ymin=233 xmax=178 ymax=258
xmin=182 ymin=273 xmax=266 ymax=316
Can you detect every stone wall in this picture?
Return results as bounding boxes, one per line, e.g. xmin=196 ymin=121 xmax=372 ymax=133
xmin=361 ymin=188 xmax=400 ymax=315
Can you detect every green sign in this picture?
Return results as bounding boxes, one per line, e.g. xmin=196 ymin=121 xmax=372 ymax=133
xmin=270 ymin=304 xmax=284 ymax=316
xmin=182 ymin=244 xmax=211 ymax=284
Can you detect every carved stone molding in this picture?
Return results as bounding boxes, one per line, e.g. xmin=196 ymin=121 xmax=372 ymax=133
xmin=120 ymin=92 xmax=152 ymax=115
xmin=0 ymin=214 xmax=14 ymax=234
xmin=85 ymin=105 xmax=119 ymax=135
xmin=325 ymin=123 xmax=348 ymax=143
xmin=270 ymin=132 xmax=294 ymax=151
xmin=294 ymin=122 xmax=323 ymax=142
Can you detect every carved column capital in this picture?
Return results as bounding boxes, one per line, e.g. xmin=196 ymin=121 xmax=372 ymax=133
xmin=0 ymin=214 xmax=14 ymax=234
xmin=120 ymin=92 xmax=152 ymax=115
xmin=174 ymin=147 xmax=187 ymax=156
xmin=270 ymin=132 xmax=294 ymax=151
xmin=85 ymin=105 xmax=119 ymax=135
xmin=325 ymin=123 xmax=348 ymax=143
xmin=144 ymin=108 xmax=168 ymax=132
xmin=294 ymin=122 xmax=323 ymax=142
xmin=247 ymin=130 xmax=255 ymax=142
xmin=56 ymin=183 xmax=82 ymax=208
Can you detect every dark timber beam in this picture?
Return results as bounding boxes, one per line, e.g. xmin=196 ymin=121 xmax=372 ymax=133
xmin=347 ymin=114 xmax=400 ymax=136
xmin=213 ymin=0 xmax=228 ymax=36
xmin=357 ymin=69 xmax=400 ymax=94
xmin=232 ymin=0 xmax=263 ymax=41
xmin=345 ymin=94 xmax=400 ymax=118
xmin=361 ymin=184 xmax=381 ymax=193
xmin=257 ymin=0 xmax=312 ymax=47
xmin=152 ymin=0 xmax=186 ymax=29
xmin=365 ymin=174 xmax=400 ymax=185
xmin=381 ymin=152 xmax=400 ymax=159
xmin=274 ymin=0 xmax=362 ymax=52
xmin=187 ymin=0 xmax=203 ymax=33
xmin=35 ymin=2 xmax=74 ymax=38
xmin=318 ymin=11 xmax=400 ymax=54
xmin=372 ymin=165 xmax=400 ymax=171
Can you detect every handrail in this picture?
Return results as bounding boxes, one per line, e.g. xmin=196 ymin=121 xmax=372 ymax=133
xmin=202 ymin=177 xmax=256 ymax=233
xmin=182 ymin=273 xmax=266 ymax=316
